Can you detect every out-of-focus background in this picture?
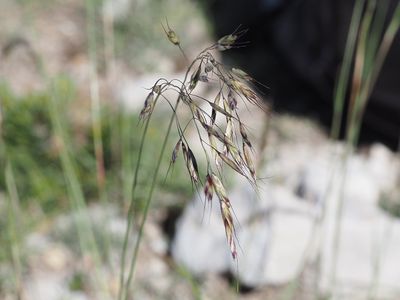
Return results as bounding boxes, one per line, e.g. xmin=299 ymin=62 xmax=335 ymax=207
xmin=0 ymin=0 xmax=399 ymax=299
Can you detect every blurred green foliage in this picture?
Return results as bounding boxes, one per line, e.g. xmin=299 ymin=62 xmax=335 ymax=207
xmin=111 ymin=0 xmax=209 ymax=72
xmin=68 ymin=271 xmax=87 ymax=291
xmin=0 ymin=83 xmax=97 ymax=212
xmin=0 ymin=79 xmax=196 ymax=273
xmin=0 ymin=80 xmax=194 ymax=214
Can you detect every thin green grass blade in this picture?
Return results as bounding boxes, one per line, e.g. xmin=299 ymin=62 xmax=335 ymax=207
xmin=331 ymin=0 xmax=365 ymax=140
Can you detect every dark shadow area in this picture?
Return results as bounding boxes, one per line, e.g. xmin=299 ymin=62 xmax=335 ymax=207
xmin=221 ymin=271 xmax=256 ymax=294
xmin=160 ymin=206 xmax=185 ymax=255
xmin=203 ymin=0 xmax=400 ymax=149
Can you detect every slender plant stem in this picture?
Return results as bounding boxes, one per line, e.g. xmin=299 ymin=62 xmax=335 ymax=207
xmin=122 ymin=100 xmax=180 ymax=300
xmin=330 ymin=1 xmax=373 ymax=293
xmin=329 ymin=1 xmax=400 ymax=296
xmin=48 ymin=81 xmax=107 ymax=296
xmin=5 ymin=161 xmax=23 ymax=300
xmin=119 ymin=50 xmax=200 ymax=299
xmin=330 ymin=0 xmax=365 ymax=140
xmin=102 ymin=0 xmax=116 ymax=76
xmin=350 ymin=1 xmax=400 ymax=144
xmin=117 ymin=110 xmax=154 ymax=300
xmin=85 ymin=0 xmax=111 ymax=260
xmin=86 ymin=0 xmax=107 ymax=196
xmin=345 ymin=0 xmax=374 ymax=144
xmin=321 ymin=1 xmax=365 ymax=296
xmin=363 ymin=0 xmax=389 ymax=81
xmin=121 ymin=106 xmax=134 ymax=208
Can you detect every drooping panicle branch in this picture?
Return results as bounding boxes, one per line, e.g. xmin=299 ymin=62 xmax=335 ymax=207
xmin=136 ymin=24 xmax=268 ymax=260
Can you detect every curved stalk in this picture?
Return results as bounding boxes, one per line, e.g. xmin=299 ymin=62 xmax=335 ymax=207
xmin=122 ymin=99 xmax=180 ymax=300
xmin=119 ymin=41 xmax=245 ymax=297
xmin=118 ymin=47 xmax=200 ymax=299
xmin=117 ymin=104 xmax=155 ymax=300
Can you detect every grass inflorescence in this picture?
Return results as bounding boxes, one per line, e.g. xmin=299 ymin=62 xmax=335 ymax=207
xmin=118 ymin=23 xmax=267 ymax=299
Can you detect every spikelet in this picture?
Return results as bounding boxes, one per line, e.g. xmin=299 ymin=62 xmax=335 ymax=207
xmin=211 ymin=91 xmax=221 ymax=125
xmin=220 ymin=199 xmax=237 ymax=259
xmin=211 ymin=174 xmax=237 ymax=259
xmin=199 ymin=72 xmax=209 ymax=83
xmin=217 ymin=34 xmax=237 ymax=51
xmin=225 ymin=118 xmax=234 ymax=142
xmin=231 ymin=79 xmax=266 ymax=111
xmin=139 ymin=92 xmax=155 ymax=120
xmin=193 ymin=105 xmax=207 ymax=126
xmin=208 ymin=102 xmax=234 ymax=119
xmin=180 ymin=92 xmax=192 ymax=105
xmin=243 ymin=142 xmax=255 ymax=180
xmin=162 ymin=20 xmax=180 ymax=46
xmin=239 ymin=121 xmax=252 ymax=147
xmin=204 ymin=173 xmax=214 ymax=202
xmin=189 ymin=64 xmax=201 ymax=92
xmin=203 ymin=123 xmax=223 ymax=142
xmin=208 ymin=132 xmax=220 ymax=167
xmin=205 ymin=61 xmax=214 ymax=73
xmin=211 ymin=108 xmax=217 ymax=125
xmin=222 ymin=95 xmax=232 ymax=119
xmin=204 ymin=124 xmax=235 ymax=149
xmin=153 ymin=84 xmax=162 ymax=95
xmin=232 ymin=68 xmax=252 ymax=81
xmin=218 ymin=151 xmax=245 ymax=176
xmin=227 ymin=90 xmax=238 ymax=111
xmin=210 ymin=56 xmax=217 ymax=67
xmin=228 ymin=145 xmax=243 ymax=168
xmin=182 ymin=143 xmax=199 ymax=183
xmin=216 ymin=27 xmax=248 ymax=52
xmin=171 ymin=139 xmax=182 ymax=163
xmin=187 ymin=147 xmax=199 ymax=183
xmin=211 ymin=173 xmax=228 ymax=201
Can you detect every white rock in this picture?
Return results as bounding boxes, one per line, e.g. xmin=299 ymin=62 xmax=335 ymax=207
xmin=228 ymin=184 xmax=271 ymax=286
xmin=294 ymin=143 xmax=400 ymax=297
xmin=102 ymin=0 xmax=131 ymax=21
xmin=172 ymin=180 xmax=315 ymax=287
xmin=263 ymin=186 xmax=314 ymax=284
xmin=171 ymin=193 xmax=230 ymax=275
xmin=173 ymin=107 xmax=400 ymax=298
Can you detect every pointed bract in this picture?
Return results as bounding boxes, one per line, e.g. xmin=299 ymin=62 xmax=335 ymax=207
xmin=183 ymin=145 xmax=199 ymax=183
xmin=199 ymin=73 xmax=209 ymax=83
xmin=139 ymin=92 xmax=155 ymax=120
xmin=171 ymin=139 xmax=182 ymax=163
xmin=232 ymin=68 xmax=252 ymax=81
xmin=211 ymin=173 xmax=237 ymax=259
xmin=189 ymin=65 xmax=201 ymax=91
xmin=243 ymin=142 xmax=255 ymax=180
xmin=211 ymin=173 xmax=228 ymax=202
xmin=217 ymin=34 xmax=237 ymax=51
xmin=218 ymin=152 xmax=245 ymax=176
xmin=204 ymin=174 xmax=214 ymax=202
xmin=162 ymin=22 xmax=180 ymax=46
xmin=227 ymin=90 xmax=238 ymax=111
xmin=208 ymin=102 xmax=234 ymax=119
xmin=205 ymin=62 xmax=214 ymax=73
xmin=239 ymin=121 xmax=252 ymax=147
xmin=153 ymin=84 xmax=162 ymax=94
xmin=220 ymin=199 xmax=237 ymax=259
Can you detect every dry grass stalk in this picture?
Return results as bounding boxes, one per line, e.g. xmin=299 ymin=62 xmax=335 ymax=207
xmin=137 ymin=24 xmax=268 ymax=259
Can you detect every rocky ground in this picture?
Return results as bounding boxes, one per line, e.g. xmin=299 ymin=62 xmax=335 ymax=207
xmin=2 ymin=110 xmax=399 ymax=300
